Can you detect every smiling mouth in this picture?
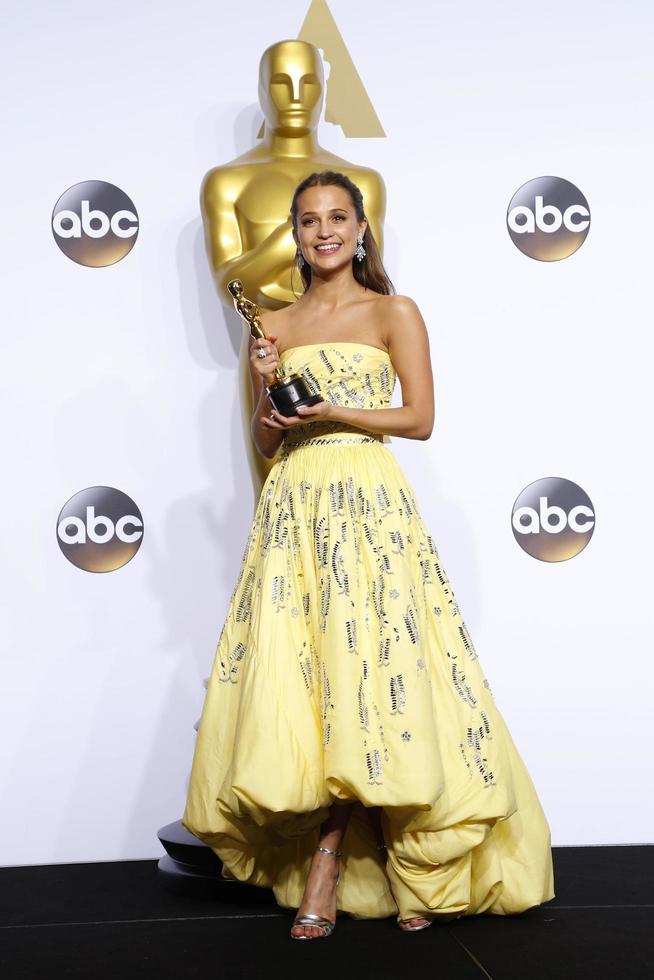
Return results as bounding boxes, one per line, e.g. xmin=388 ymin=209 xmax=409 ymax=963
xmin=314 ymin=243 xmax=341 ymax=253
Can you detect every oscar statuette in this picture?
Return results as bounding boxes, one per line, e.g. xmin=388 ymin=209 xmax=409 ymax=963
xmin=227 ymin=279 xmax=324 ymax=416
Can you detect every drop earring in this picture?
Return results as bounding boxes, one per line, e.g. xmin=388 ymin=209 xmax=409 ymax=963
xmin=355 ymin=236 xmax=366 ymax=262
xmin=296 ymin=250 xmax=305 ymax=268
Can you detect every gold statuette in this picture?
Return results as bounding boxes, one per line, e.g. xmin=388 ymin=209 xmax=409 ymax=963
xmin=227 ymin=279 xmax=324 ymax=416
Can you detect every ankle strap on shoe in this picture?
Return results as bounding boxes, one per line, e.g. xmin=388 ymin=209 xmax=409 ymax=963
xmin=317 ymin=845 xmax=343 ymax=857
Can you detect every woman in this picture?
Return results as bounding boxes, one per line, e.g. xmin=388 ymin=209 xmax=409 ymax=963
xmin=182 ymin=170 xmax=555 ymax=940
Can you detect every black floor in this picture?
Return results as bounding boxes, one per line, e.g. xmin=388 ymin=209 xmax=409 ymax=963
xmin=1 ymin=846 xmax=652 ymax=979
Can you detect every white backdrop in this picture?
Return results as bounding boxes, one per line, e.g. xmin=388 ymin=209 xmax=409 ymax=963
xmin=1 ymin=0 xmax=652 ymax=866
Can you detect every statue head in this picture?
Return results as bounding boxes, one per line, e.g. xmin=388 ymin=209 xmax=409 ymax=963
xmin=258 ymin=40 xmax=324 ymax=135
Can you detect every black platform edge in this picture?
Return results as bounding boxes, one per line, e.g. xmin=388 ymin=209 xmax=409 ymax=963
xmin=0 ymin=844 xmax=654 ymax=924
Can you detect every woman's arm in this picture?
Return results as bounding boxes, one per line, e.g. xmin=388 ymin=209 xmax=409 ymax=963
xmin=248 ymin=334 xmax=286 ymax=458
xmin=326 ymin=403 xmax=430 ymax=440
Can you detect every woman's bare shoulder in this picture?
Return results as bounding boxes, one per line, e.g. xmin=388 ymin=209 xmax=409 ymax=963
xmin=258 ymin=307 xmax=288 ymax=324
xmin=375 ymin=293 xmax=423 ymax=331
xmin=258 ymin=307 xmax=292 ymax=341
xmin=376 ymin=293 xmax=421 ymax=314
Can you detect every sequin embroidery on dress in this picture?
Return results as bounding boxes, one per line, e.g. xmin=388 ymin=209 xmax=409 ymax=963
xmin=212 ymin=343 xmax=497 ymax=790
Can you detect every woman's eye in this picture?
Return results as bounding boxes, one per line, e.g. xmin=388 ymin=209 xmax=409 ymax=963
xmin=302 ymin=215 xmax=346 ymax=224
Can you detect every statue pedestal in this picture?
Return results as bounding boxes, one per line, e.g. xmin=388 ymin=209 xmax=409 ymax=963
xmin=156 ymin=819 xmax=223 ymax=881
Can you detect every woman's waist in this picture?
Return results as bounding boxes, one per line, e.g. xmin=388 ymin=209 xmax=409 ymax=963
xmin=282 ymin=421 xmax=385 ymax=450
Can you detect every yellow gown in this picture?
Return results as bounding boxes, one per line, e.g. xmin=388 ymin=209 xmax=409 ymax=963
xmin=182 ymin=341 xmax=555 ymax=922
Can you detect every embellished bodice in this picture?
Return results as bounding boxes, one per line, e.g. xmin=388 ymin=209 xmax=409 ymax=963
xmin=278 ymin=342 xmax=396 ymax=447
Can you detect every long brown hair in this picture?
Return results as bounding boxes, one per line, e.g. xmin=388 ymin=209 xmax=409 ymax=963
xmin=289 ymin=170 xmax=395 ymax=296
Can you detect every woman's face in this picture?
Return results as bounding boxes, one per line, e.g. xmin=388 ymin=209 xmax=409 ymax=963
xmin=294 ymin=184 xmax=367 ymax=273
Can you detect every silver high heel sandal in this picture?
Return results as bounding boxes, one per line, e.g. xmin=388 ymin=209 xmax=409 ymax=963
xmin=399 ymin=916 xmax=433 ymax=931
xmin=290 ymin=845 xmax=342 ymax=940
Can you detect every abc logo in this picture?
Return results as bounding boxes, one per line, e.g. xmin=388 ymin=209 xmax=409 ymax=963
xmin=511 ymin=477 xmax=595 ymax=561
xmin=52 ymin=180 xmax=139 ymax=267
xmin=507 ymin=176 xmax=590 ymax=260
xmin=57 ymin=487 xmax=144 ymax=572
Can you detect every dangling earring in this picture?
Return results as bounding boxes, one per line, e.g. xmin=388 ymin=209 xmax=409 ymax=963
xmin=296 ymin=250 xmax=305 ymax=269
xmin=355 ymin=236 xmax=366 ymax=262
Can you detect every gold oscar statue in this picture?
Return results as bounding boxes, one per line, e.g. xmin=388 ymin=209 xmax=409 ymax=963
xmin=201 ymin=38 xmax=386 ymax=309
xmin=228 ymin=279 xmax=324 ymax=415
xmin=202 ymin=38 xmax=386 ymax=480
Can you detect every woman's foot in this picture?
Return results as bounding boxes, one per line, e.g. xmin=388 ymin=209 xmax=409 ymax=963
xmin=399 ymin=916 xmax=432 ymax=931
xmin=290 ymin=846 xmax=341 ymax=939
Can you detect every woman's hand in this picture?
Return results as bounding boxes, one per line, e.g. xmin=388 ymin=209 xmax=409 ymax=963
xmin=260 ymin=398 xmax=334 ymax=430
xmin=250 ymin=334 xmax=333 ymax=429
xmin=250 ymin=334 xmax=281 ymax=384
